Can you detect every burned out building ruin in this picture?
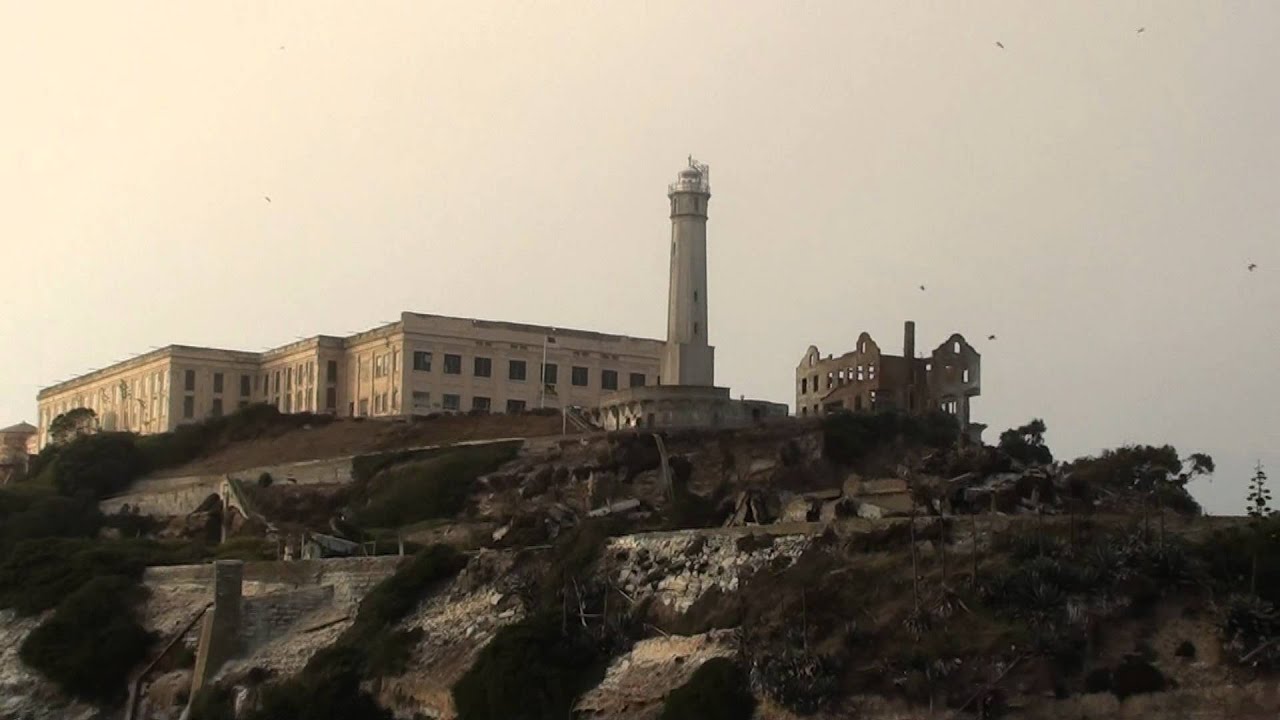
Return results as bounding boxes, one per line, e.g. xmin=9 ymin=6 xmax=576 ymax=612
xmin=795 ymin=321 xmax=983 ymax=441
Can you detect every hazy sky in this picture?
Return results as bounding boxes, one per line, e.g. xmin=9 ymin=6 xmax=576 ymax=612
xmin=2 ymin=2 xmax=1276 ymax=514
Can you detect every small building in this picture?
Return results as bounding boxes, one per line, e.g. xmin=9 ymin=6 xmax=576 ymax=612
xmin=0 ymin=422 xmax=38 ymax=484
xmin=795 ymin=321 xmax=983 ymax=440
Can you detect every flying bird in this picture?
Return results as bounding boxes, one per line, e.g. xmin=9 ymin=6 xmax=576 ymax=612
xmin=995 ymin=41 xmax=1004 ymax=49
xmin=1136 ymin=27 xmax=1145 ymax=34
xmin=264 ymin=196 xmax=271 ymax=203
xmin=988 ymin=334 xmax=997 ymax=341
xmin=1248 ymin=263 xmax=1258 ymax=271
xmin=919 ymin=285 xmax=926 ymax=291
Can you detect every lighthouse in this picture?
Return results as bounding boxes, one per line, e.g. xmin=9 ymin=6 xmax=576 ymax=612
xmin=662 ymin=157 xmax=715 ymax=387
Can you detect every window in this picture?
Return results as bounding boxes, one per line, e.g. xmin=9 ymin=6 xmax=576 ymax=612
xmin=474 ymin=357 xmax=492 ymax=377
xmin=542 ymin=363 xmax=558 ymax=385
xmin=629 ymin=373 xmax=646 ymax=388
xmin=273 ymin=371 xmax=281 ymax=392
xmin=962 ymin=368 xmax=971 ymax=383
xmin=211 ymin=398 xmax=223 ymax=417
xmin=327 ymin=360 xmax=338 ymax=383
xmin=284 ymin=394 xmax=292 ymax=412
xmin=601 ymin=369 xmax=618 ymax=390
xmin=412 ymin=391 xmax=430 ymax=409
xmin=184 ymin=370 xmax=195 ymax=392
xmin=286 ymin=367 xmax=293 ymax=390
xmin=326 ymin=387 xmax=337 ymax=411
xmin=254 ymin=375 xmax=261 ymax=392
xmin=571 ymin=366 xmax=589 ymax=387
xmin=506 ymin=399 xmax=526 ymax=413
xmin=509 ymin=360 xmax=527 ymax=381
xmin=413 ymin=351 xmax=432 ymax=372
xmin=472 ymin=396 xmax=491 ymax=412
xmin=442 ymin=394 xmax=461 ymax=411
xmin=358 ymin=398 xmax=369 ymax=416
xmin=856 ymin=365 xmax=865 ymax=382
xmin=801 ymin=378 xmax=807 ymax=394
xmin=694 ymin=322 xmax=699 ymax=335
xmin=953 ymin=341 xmax=961 ymax=354
xmin=694 ymin=290 xmax=698 ymax=302
xmin=183 ymin=396 xmax=194 ymax=418
xmin=374 ymin=354 xmax=388 ymax=378
xmin=443 ymin=354 xmax=462 ymax=375
xmin=240 ymin=375 xmax=251 ymax=397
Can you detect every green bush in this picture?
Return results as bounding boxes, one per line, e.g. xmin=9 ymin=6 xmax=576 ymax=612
xmin=1197 ymin=515 xmax=1280 ymax=603
xmin=821 ymin=411 xmax=957 ymax=467
xmin=226 ymin=545 xmax=466 ymax=719
xmin=352 ymin=544 xmax=465 ymax=639
xmin=0 ymin=538 xmax=201 ymax=615
xmin=998 ymin=419 xmax=1053 ymax=465
xmin=354 ymin=443 xmax=519 ymax=529
xmin=18 ymin=575 xmax=153 ymax=704
xmin=661 ymin=657 xmax=755 ymax=720
xmin=50 ymin=432 xmax=149 ymax=498
xmin=351 ymin=447 xmax=448 ymax=483
xmin=452 ymin=613 xmax=606 ymax=720
xmin=0 ymin=490 xmax=102 ymax=555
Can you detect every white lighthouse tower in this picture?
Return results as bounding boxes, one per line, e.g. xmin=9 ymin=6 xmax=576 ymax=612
xmin=662 ymin=157 xmax=715 ymax=387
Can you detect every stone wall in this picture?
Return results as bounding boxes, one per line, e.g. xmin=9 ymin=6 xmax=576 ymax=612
xmin=100 ymin=454 xmax=355 ymax=516
xmin=239 ymin=585 xmax=335 ymax=651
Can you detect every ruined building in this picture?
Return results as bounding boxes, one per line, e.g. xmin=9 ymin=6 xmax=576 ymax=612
xmin=795 ymin=321 xmax=983 ymax=440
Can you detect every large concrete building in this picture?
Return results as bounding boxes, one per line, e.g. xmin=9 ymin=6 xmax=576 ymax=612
xmin=795 ymin=321 xmax=984 ymax=440
xmin=34 ymin=313 xmax=664 ymax=449
xmin=595 ymin=159 xmax=787 ymax=430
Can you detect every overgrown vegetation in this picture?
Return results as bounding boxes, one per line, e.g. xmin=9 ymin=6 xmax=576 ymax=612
xmin=998 ymin=419 xmax=1052 ymax=466
xmin=18 ymin=575 xmax=154 ymax=704
xmin=452 ymin=613 xmax=607 ymax=720
xmin=661 ymin=657 xmax=755 ymax=720
xmin=193 ymin=545 xmax=466 ymax=720
xmin=351 ymin=442 xmax=520 ymax=529
xmin=822 ymin=410 xmax=958 ymax=468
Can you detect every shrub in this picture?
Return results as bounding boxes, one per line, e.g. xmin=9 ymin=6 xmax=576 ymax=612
xmin=50 ymin=432 xmax=149 ymax=498
xmin=1110 ymin=657 xmax=1166 ymax=699
xmin=1222 ymin=594 xmax=1280 ymax=668
xmin=19 ymin=575 xmax=153 ymax=704
xmin=352 ymin=544 xmax=465 ymax=639
xmin=351 ymin=447 xmax=447 ymax=484
xmin=748 ymin=646 xmax=839 ymax=714
xmin=661 ymin=657 xmax=755 ymax=720
xmin=998 ymin=419 xmax=1053 ymax=465
xmin=452 ymin=613 xmax=605 ymax=720
xmin=354 ymin=443 xmax=519 ymax=529
xmin=0 ymin=490 xmax=102 ymax=554
xmin=0 ymin=537 xmax=200 ymax=615
xmin=821 ymin=411 xmax=957 ymax=467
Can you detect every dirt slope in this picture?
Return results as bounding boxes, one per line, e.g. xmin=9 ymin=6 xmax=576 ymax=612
xmin=155 ymin=413 xmax=565 ymax=477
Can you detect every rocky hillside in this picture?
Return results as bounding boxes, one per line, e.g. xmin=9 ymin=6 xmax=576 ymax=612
xmin=3 ymin=408 xmax=1279 ymax=719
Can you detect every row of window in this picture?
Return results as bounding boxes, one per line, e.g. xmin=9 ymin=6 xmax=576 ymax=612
xmin=411 ymin=351 xmax=644 ymax=389
xmin=410 ymin=390 xmax=527 ymax=414
xmin=799 ymin=364 xmax=879 ymax=395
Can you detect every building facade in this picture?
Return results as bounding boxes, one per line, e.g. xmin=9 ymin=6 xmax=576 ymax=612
xmin=0 ymin=422 xmax=38 ymax=484
xmin=795 ymin=321 xmax=984 ymax=439
xmin=35 ymin=312 xmax=664 ymax=449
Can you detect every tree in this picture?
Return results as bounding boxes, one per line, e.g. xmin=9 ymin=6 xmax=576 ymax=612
xmin=48 ymin=408 xmax=97 ymax=446
xmin=1247 ymin=463 xmax=1273 ymax=594
xmin=998 ymin=419 xmax=1052 ymax=466
xmin=51 ymin=433 xmax=149 ymax=499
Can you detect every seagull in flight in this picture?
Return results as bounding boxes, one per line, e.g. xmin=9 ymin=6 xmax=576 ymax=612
xmin=1248 ymin=263 xmax=1258 ymax=271
xmin=919 ymin=285 xmax=926 ymax=291
xmin=264 ymin=196 xmax=272 ymax=203
xmin=995 ymin=41 xmax=1004 ymax=49
xmin=988 ymin=334 xmax=997 ymax=341
xmin=1136 ymin=27 xmax=1145 ymax=34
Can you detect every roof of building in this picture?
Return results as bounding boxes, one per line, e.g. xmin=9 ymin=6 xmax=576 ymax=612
xmin=0 ymin=422 xmax=36 ymax=434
